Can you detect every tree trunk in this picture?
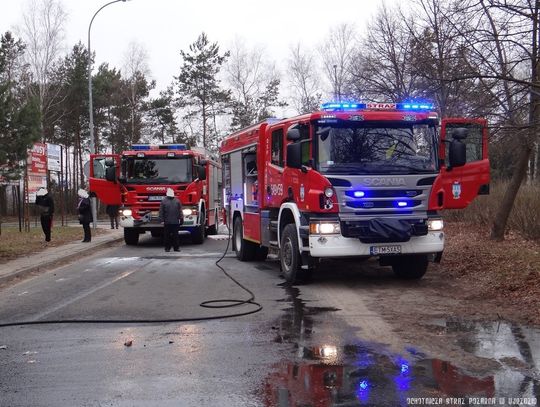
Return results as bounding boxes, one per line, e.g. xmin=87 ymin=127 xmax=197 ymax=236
xmin=491 ymin=143 xmax=533 ymax=240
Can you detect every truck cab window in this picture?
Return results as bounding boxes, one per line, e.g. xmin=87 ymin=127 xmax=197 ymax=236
xmin=445 ymin=123 xmax=483 ymax=164
xmin=271 ymin=129 xmax=284 ymax=167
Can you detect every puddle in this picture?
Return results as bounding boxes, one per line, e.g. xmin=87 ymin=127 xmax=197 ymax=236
xmin=264 ymin=287 xmax=540 ymax=405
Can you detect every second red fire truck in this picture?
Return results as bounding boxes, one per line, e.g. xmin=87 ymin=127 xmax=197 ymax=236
xmin=89 ymin=144 xmax=221 ymax=246
xmin=220 ymin=102 xmax=489 ymax=283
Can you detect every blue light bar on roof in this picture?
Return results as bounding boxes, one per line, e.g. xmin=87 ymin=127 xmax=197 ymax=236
xmin=159 ymin=144 xmax=186 ymax=150
xmin=397 ymin=103 xmax=434 ymax=110
xmin=321 ymin=102 xmax=366 ymax=111
xmin=132 ymin=144 xmax=151 ymax=150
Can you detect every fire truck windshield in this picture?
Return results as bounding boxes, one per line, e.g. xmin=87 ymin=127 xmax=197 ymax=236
xmin=124 ymin=157 xmax=193 ymax=184
xmin=315 ymin=122 xmax=437 ymax=175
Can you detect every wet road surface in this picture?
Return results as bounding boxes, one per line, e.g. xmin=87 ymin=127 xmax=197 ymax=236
xmin=0 ymin=234 xmax=538 ymax=406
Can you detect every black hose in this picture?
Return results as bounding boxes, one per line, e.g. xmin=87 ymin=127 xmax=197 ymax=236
xmin=0 ymin=220 xmax=262 ymax=328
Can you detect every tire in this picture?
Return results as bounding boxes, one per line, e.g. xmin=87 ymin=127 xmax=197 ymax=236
xmin=191 ymin=210 xmax=206 ymax=244
xmin=392 ymin=254 xmax=429 ymax=280
xmin=124 ymin=228 xmax=139 ymax=246
xmin=233 ymin=216 xmax=257 ymax=261
xmin=280 ymin=224 xmax=307 ymax=284
xmin=207 ymin=210 xmax=218 ymax=236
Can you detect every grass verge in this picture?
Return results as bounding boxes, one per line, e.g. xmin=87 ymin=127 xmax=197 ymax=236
xmin=0 ymin=226 xmax=107 ymax=264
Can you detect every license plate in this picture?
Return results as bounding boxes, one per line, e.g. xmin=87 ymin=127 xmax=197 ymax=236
xmin=370 ymin=245 xmax=402 ymax=255
xmin=151 ymin=211 xmax=160 ymax=218
xmin=148 ymin=196 xmax=163 ymax=201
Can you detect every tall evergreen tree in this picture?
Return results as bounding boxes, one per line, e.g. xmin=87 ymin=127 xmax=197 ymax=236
xmin=175 ymin=32 xmax=230 ymax=149
xmin=0 ymin=31 xmax=40 ymax=181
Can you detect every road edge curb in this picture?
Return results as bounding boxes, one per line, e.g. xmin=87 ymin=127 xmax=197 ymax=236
xmin=0 ymin=236 xmax=124 ymax=285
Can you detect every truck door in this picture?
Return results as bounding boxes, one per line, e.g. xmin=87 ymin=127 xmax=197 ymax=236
xmin=89 ymin=154 xmax=122 ymax=205
xmin=265 ymin=126 xmax=286 ymax=207
xmin=430 ymin=118 xmax=489 ymax=210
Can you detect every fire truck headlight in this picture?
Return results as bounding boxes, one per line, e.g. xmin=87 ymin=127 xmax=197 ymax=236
xmin=428 ymin=219 xmax=444 ymax=231
xmin=121 ymin=209 xmax=132 ymax=217
xmin=310 ymin=221 xmax=341 ymax=235
xmin=324 ymin=187 xmax=334 ymax=198
xmin=182 ymin=208 xmax=193 ymax=216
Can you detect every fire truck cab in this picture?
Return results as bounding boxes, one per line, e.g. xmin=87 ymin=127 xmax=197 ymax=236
xmin=220 ymin=102 xmax=489 ymax=283
xmin=89 ymin=144 xmax=221 ymax=246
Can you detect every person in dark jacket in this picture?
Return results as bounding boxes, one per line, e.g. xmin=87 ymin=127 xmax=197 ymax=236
xmin=77 ymin=189 xmax=93 ymax=242
xmin=159 ymin=188 xmax=183 ymax=252
xmin=35 ymin=188 xmax=54 ymax=242
xmin=106 ymin=204 xmax=119 ymax=229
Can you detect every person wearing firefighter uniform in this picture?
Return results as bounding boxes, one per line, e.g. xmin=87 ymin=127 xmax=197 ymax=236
xmin=35 ymin=187 xmax=54 ymax=242
xmin=77 ymin=189 xmax=93 ymax=243
xmin=159 ymin=188 xmax=183 ymax=252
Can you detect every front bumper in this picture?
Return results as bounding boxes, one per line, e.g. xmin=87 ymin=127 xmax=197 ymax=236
xmin=308 ymin=231 xmax=444 ymax=257
xmin=119 ymin=214 xmax=200 ymax=229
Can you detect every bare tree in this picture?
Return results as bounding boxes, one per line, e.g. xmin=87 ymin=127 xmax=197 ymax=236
xmin=349 ymin=3 xmax=421 ymax=102
xmin=287 ymin=43 xmax=321 ymax=114
xmin=225 ymin=38 xmax=285 ymax=129
xmin=19 ymin=0 xmax=67 ymax=137
xmin=440 ymin=0 xmax=536 ymax=239
xmin=319 ymin=23 xmax=357 ymax=101
xmin=122 ymin=41 xmax=154 ymax=145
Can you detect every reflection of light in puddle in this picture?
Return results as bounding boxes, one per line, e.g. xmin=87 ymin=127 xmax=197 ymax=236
xmin=429 ymin=318 xmax=540 ymax=398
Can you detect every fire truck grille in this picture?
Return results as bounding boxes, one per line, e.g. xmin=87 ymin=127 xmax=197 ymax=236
xmin=333 ymin=175 xmax=435 ymax=217
xmin=345 ymin=200 xmax=422 ymax=209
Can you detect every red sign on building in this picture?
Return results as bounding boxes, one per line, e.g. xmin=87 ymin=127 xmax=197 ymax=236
xmin=29 ymin=143 xmax=47 ymax=175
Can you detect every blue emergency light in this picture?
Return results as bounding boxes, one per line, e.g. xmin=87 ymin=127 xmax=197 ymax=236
xmin=321 ymin=101 xmax=435 ymax=111
xmin=159 ymin=144 xmax=186 ymax=150
xmin=397 ymin=103 xmax=434 ymax=110
xmin=321 ymin=102 xmax=366 ymax=111
xmin=132 ymin=144 xmax=151 ymax=150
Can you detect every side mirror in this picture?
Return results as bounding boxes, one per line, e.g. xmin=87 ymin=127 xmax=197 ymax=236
xmin=287 ymin=125 xmax=301 ymax=141
xmin=451 ymin=127 xmax=468 ymax=140
xmin=449 ymin=139 xmax=466 ymax=168
xmin=105 ymin=166 xmax=116 ymax=182
xmin=286 ymin=143 xmax=302 ymax=169
xmin=197 ymin=166 xmax=207 ymax=181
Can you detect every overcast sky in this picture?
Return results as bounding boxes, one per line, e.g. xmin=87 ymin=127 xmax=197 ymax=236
xmin=1 ymin=0 xmax=385 ymax=107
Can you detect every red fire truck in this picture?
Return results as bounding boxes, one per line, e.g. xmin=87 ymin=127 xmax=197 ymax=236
xmin=89 ymin=144 xmax=221 ymax=246
xmin=220 ymin=102 xmax=489 ymax=283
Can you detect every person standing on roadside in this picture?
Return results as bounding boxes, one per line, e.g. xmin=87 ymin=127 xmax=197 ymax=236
xmin=77 ymin=189 xmax=92 ymax=243
xmin=106 ymin=204 xmax=119 ymax=229
xmin=35 ymin=187 xmax=54 ymax=242
xmin=159 ymin=188 xmax=183 ymax=252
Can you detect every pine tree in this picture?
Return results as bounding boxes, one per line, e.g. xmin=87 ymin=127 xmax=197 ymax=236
xmin=0 ymin=31 xmax=40 ymax=181
xmin=175 ymin=32 xmax=230 ymax=149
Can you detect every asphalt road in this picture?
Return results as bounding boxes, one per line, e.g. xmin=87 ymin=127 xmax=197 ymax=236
xmin=0 ymin=234 xmax=538 ymax=406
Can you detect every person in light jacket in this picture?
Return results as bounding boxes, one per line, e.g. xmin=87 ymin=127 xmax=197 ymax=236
xmin=159 ymin=188 xmax=183 ymax=252
xmin=35 ymin=187 xmax=54 ymax=242
xmin=77 ymin=189 xmax=93 ymax=243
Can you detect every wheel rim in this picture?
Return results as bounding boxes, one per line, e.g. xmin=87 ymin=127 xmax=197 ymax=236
xmin=282 ymin=237 xmax=293 ymax=271
xmin=235 ymin=224 xmax=242 ymax=251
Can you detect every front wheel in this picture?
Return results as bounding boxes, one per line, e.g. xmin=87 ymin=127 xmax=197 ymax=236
xmin=206 ymin=209 xmax=218 ymax=236
xmin=124 ymin=228 xmax=139 ymax=246
xmin=280 ymin=224 xmax=308 ymax=284
xmin=391 ymin=254 xmax=429 ymax=280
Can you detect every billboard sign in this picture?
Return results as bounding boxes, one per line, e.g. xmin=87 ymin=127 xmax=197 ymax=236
xmin=28 ymin=173 xmax=47 ymax=203
xmin=47 ymin=143 xmax=61 ymax=172
xmin=29 ymin=143 xmax=47 ymax=175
